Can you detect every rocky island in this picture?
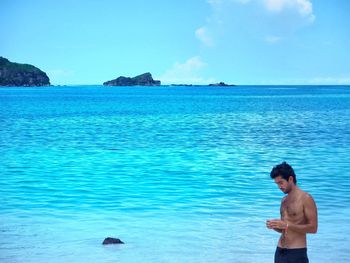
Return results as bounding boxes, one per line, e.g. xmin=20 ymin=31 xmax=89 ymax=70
xmin=0 ymin=57 xmax=50 ymax=86
xmin=209 ymin=82 xmax=235 ymax=87
xmin=103 ymin=72 xmax=161 ymax=86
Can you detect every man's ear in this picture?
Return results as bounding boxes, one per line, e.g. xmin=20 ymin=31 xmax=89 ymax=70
xmin=288 ymin=176 xmax=294 ymax=183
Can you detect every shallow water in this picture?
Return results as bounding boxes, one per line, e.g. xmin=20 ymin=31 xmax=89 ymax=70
xmin=1 ymin=85 xmax=350 ymax=262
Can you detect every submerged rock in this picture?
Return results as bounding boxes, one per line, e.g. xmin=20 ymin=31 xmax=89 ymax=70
xmin=0 ymin=57 xmax=50 ymax=86
xmin=103 ymin=72 xmax=161 ymax=86
xmin=102 ymin=237 xmax=124 ymax=245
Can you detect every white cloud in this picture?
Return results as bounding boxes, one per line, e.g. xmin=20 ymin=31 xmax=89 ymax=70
xmin=195 ymin=27 xmax=214 ymax=47
xmin=159 ymin=56 xmax=215 ymax=85
xmin=207 ymin=0 xmax=315 ymax=21
xmin=262 ymin=0 xmax=315 ymax=21
xmin=264 ymin=0 xmax=309 ymax=14
xmin=198 ymin=0 xmax=315 ymax=47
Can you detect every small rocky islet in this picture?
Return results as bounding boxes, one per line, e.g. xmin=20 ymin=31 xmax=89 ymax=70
xmin=103 ymin=72 xmax=161 ymax=86
xmin=209 ymin=82 xmax=235 ymax=87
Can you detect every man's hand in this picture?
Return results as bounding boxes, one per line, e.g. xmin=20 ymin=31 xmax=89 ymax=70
xmin=266 ymin=219 xmax=288 ymax=230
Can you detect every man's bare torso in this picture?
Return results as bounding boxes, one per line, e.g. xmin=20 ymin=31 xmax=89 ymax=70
xmin=279 ymin=189 xmax=308 ymax=248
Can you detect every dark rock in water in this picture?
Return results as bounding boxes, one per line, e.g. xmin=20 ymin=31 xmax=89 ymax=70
xmin=102 ymin=237 xmax=124 ymax=245
xmin=0 ymin=57 xmax=50 ymax=86
xmin=209 ymin=82 xmax=235 ymax=87
xmin=103 ymin=72 xmax=161 ymax=86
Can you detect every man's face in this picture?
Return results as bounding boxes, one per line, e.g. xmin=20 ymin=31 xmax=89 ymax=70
xmin=274 ymin=176 xmax=292 ymax=194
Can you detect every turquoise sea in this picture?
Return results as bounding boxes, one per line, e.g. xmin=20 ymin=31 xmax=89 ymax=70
xmin=1 ymin=85 xmax=349 ymax=263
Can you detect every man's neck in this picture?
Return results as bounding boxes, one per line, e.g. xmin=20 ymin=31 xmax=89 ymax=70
xmin=287 ymin=185 xmax=299 ymax=196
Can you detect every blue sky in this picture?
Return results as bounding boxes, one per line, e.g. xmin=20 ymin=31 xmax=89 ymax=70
xmin=1 ymin=0 xmax=350 ymax=85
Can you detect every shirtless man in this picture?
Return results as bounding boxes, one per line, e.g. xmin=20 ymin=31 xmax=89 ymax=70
xmin=266 ymin=162 xmax=318 ymax=263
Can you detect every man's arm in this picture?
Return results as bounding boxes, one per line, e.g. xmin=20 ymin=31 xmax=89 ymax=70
xmin=288 ymin=194 xmax=318 ymax=234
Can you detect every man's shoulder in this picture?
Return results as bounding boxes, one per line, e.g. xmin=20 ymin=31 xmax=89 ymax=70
xmin=299 ymin=190 xmax=316 ymax=205
xmin=296 ymin=187 xmax=310 ymax=196
xmin=300 ymin=189 xmax=313 ymax=199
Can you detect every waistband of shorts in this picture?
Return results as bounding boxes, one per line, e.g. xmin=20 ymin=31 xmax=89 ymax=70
xmin=276 ymin=247 xmax=307 ymax=253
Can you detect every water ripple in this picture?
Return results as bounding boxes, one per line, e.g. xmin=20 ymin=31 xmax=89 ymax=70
xmin=1 ymin=86 xmax=350 ymax=263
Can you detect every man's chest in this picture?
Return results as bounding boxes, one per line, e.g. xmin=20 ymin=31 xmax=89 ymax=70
xmin=281 ymin=197 xmax=304 ymax=220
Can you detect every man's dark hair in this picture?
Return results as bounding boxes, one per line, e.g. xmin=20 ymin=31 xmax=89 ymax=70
xmin=270 ymin=162 xmax=297 ymax=184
